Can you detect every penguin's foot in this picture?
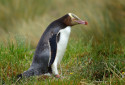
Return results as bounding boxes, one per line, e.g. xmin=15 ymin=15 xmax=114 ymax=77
xmin=54 ymin=74 xmax=60 ymax=78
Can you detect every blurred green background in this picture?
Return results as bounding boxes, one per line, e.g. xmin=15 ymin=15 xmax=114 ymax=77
xmin=0 ymin=0 xmax=125 ymax=47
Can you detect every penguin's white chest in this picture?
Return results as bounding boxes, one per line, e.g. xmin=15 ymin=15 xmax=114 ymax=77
xmin=55 ymin=26 xmax=71 ymax=64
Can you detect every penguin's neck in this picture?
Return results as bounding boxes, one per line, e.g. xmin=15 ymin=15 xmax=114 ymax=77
xmin=60 ymin=26 xmax=71 ymax=35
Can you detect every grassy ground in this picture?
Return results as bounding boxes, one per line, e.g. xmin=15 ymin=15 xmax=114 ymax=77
xmin=0 ymin=0 xmax=125 ymax=84
xmin=0 ymin=37 xmax=125 ymax=85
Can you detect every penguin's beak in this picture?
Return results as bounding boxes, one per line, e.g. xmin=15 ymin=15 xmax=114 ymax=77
xmin=74 ymin=20 xmax=88 ymax=25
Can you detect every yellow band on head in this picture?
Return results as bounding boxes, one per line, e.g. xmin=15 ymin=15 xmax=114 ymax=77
xmin=68 ymin=13 xmax=74 ymax=19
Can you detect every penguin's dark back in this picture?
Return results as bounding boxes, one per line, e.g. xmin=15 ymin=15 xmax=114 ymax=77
xmin=35 ymin=20 xmax=66 ymax=54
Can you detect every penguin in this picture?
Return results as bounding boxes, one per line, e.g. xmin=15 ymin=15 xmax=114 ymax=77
xmin=18 ymin=13 xmax=87 ymax=78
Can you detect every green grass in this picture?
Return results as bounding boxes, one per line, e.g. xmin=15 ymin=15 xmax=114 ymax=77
xmin=0 ymin=37 xmax=125 ymax=85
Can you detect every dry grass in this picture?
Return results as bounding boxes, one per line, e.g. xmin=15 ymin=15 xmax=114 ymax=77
xmin=0 ymin=0 xmax=125 ymax=46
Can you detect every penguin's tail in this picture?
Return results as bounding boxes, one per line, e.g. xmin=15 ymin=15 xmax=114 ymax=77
xmin=17 ymin=74 xmax=22 ymax=79
xmin=17 ymin=69 xmax=34 ymax=78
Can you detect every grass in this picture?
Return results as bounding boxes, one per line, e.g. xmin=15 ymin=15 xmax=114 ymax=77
xmin=0 ymin=0 xmax=125 ymax=45
xmin=0 ymin=37 xmax=125 ymax=85
xmin=0 ymin=0 xmax=125 ymax=84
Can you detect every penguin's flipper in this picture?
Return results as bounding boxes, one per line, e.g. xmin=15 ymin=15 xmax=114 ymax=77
xmin=48 ymin=34 xmax=57 ymax=67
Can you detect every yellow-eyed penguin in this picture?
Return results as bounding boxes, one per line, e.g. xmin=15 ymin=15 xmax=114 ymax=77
xmin=18 ymin=13 xmax=87 ymax=78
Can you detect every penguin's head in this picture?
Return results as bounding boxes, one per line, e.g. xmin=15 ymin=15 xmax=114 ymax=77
xmin=68 ymin=13 xmax=88 ymax=26
xmin=59 ymin=13 xmax=88 ymax=26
